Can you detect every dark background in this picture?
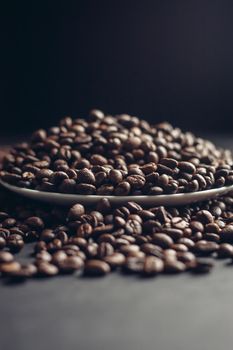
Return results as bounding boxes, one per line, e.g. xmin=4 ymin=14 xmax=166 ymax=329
xmin=2 ymin=0 xmax=233 ymax=133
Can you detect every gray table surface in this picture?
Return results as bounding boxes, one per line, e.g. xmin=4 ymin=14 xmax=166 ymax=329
xmin=1 ymin=133 xmax=233 ymax=350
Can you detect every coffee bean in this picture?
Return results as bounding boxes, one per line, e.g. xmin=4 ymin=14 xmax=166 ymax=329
xmin=8 ymin=264 xmax=37 ymax=279
xmin=152 ymin=233 xmax=173 ymax=249
xmin=97 ymin=242 xmax=114 ymax=258
xmin=7 ymin=234 xmax=24 ymax=253
xmin=220 ymin=225 xmax=233 ymax=242
xmin=140 ymin=243 xmax=163 ymax=258
xmin=164 ymin=260 xmax=186 ymax=273
xmin=58 ymin=256 xmax=84 ymax=274
xmin=68 ymin=204 xmax=85 ymax=220
xmin=122 ymin=257 xmax=144 ymax=274
xmin=178 ymin=161 xmax=196 ymax=174
xmin=196 ymin=210 xmax=214 ymax=224
xmin=25 ymin=216 xmax=44 ymax=230
xmin=125 ymin=219 xmax=142 ymax=235
xmin=109 ymin=169 xmax=123 ymax=184
xmin=84 ymin=260 xmax=110 ymax=276
xmin=0 ymin=261 xmax=21 ymax=274
xmin=217 ymin=243 xmax=233 ymax=258
xmin=0 ymin=251 xmax=14 ymax=263
xmin=143 ymin=256 xmax=164 ymax=276
xmin=76 ymin=168 xmax=96 ymax=184
xmin=193 ymin=240 xmax=219 ymax=256
xmin=115 ymin=181 xmax=131 ymax=195
xmin=104 ymin=253 xmax=126 ymax=268
xmin=37 ymin=262 xmax=59 ymax=277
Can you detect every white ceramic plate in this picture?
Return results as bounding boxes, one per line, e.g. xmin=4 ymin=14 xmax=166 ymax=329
xmin=1 ymin=179 xmax=233 ymax=206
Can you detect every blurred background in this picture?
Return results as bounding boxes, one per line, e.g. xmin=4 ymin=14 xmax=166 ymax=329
xmin=1 ymin=0 xmax=233 ymax=134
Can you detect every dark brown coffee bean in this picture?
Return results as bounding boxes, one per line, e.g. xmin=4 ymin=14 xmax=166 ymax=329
xmin=76 ymin=168 xmax=95 ymax=184
xmin=178 ymin=161 xmax=196 ymax=174
xmin=109 ymin=169 xmax=123 ymax=184
xmin=143 ymin=256 xmax=164 ymax=276
xmin=164 ymin=260 xmax=186 ymax=273
xmin=140 ymin=243 xmax=163 ymax=258
xmin=40 ymin=229 xmax=55 ymax=242
xmin=104 ymin=253 xmax=126 ymax=268
xmin=193 ymin=240 xmax=219 ymax=255
xmin=196 ymin=210 xmax=214 ymax=224
xmin=160 ymin=158 xmax=178 ymax=169
xmin=76 ymin=183 xmax=96 ymax=194
xmin=162 ymin=228 xmax=183 ymax=240
xmin=7 ymin=234 xmax=24 ymax=253
xmin=67 ymin=204 xmax=85 ymax=220
xmin=217 ymin=243 xmax=233 ymax=258
xmin=190 ymin=221 xmax=204 ymax=233
xmin=36 ymin=251 xmax=52 ymax=263
xmin=152 ymin=233 xmax=173 ymax=249
xmin=125 ymin=219 xmax=142 ymax=235
xmin=25 ymin=216 xmax=44 ymax=230
xmin=114 ymin=182 xmax=131 ymax=195
xmin=37 ymin=262 xmax=59 ymax=277
xmin=97 ymin=242 xmax=114 ymax=258
xmin=58 ymin=256 xmax=84 ymax=274
xmin=122 ymin=257 xmax=144 ymax=274
xmin=177 ymin=251 xmax=196 ymax=263
xmin=84 ymin=260 xmax=110 ymax=276
xmin=220 ymin=225 xmax=233 ymax=242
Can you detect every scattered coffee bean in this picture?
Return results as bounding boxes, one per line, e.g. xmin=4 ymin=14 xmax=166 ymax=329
xmin=84 ymin=260 xmax=110 ymax=276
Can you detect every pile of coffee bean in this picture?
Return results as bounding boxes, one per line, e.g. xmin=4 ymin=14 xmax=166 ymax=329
xmin=0 ymin=183 xmax=233 ymax=280
xmin=1 ymin=110 xmax=233 ymax=195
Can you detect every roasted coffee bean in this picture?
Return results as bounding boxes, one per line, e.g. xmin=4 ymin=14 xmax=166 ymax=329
xmin=37 ymin=262 xmax=59 ymax=277
xmin=0 ymin=261 xmax=21 ymax=274
xmin=196 ymin=210 xmax=214 ymax=224
xmin=217 ymin=243 xmax=233 ymax=259
xmin=190 ymin=221 xmax=204 ymax=233
xmin=141 ymin=243 xmax=163 ymax=258
xmin=7 ymin=234 xmax=24 ymax=253
xmin=122 ymin=257 xmax=145 ymax=274
xmin=104 ymin=253 xmax=126 ymax=268
xmin=178 ymin=162 xmax=196 ymax=174
xmin=220 ymin=225 xmax=233 ymax=242
xmin=142 ymin=256 xmax=164 ymax=276
xmin=58 ymin=256 xmax=83 ymax=274
xmin=193 ymin=240 xmax=219 ymax=256
xmin=8 ymin=264 xmax=37 ymax=279
xmin=76 ymin=168 xmax=95 ymax=184
xmin=152 ymin=233 xmax=173 ymax=249
xmin=67 ymin=204 xmax=85 ymax=220
xmin=114 ymin=182 xmax=131 ymax=195
xmin=25 ymin=216 xmax=44 ymax=230
xmin=125 ymin=219 xmax=142 ymax=235
xmin=0 ymin=251 xmax=14 ymax=263
xmin=164 ymin=260 xmax=186 ymax=273
xmin=40 ymin=229 xmax=55 ymax=242
xmin=97 ymin=242 xmax=114 ymax=258
xmin=36 ymin=251 xmax=52 ymax=263
xmin=84 ymin=260 xmax=110 ymax=276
